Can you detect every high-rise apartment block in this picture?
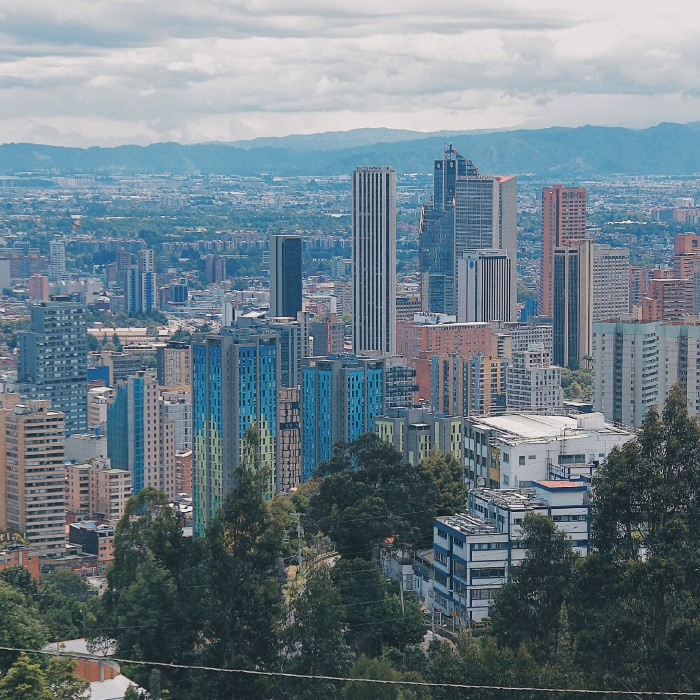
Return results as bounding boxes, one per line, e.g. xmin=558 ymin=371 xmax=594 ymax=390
xmin=539 ymin=185 xmax=587 ymax=318
xmin=592 ymin=244 xmax=630 ymax=322
xmin=161 ymin=389 xmax=192 ymax=454
xmin=192 ymin=331 xmax=279 ymax=537
xmin=18 ymin=297 xmax=88 ymax=436
xmin=125 ymin=249 xmax=157 ymax=314
xmin=278 ymin=388 xmax=301 ymax=495
xmin=397 ymin=314 xmax=491 ymax=360
xmin=0 ymin=401 xmax=66 ymax=557
xmin=48 ymin=239 xmax=66 ymax=282
xmin=301 ymin=355 xmax=384 ymax=481
xmin=309 ymin=315 xmax=344 ymax=357
xmin=468 ymin=355 xmax=508 ymax=416
xmin=156 ymin=342 xmax=191 ymax=389
xmin=642 ymin=273 xmax=693 ymax=322
xmin=269 ymin=235 xmax=302 ymax=319
xmin=507 ymin=343 xmax=563 ymax=413
xmin=67 ymin=458 xmax=132 ymax=523
xmin=490 ymin=321 xmax=554 ymax=359
xmin=593 ymin=320 xmax=700 ymax=427
xmin=352 ymin=167 xmax=397 ymax=355
xmin=553 ymin=240 xmax=593 ymax=370
xmin=107 ymin=374 xmax=177 ymax=500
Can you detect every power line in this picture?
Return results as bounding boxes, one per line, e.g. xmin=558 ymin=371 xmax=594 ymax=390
xmin=1 ymin=645 xmax=700 ymax=697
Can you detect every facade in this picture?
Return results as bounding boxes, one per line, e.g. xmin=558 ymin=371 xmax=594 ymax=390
xmin=433 ymin=481 xmax=589 ymax=622
xmin=48 ymin=239 xmax=66 ymax=282
xmin=161 ymin=389 xmax=192 ymax=453
xmin=17 ymin=296 xmax=88 ymax=436
xmin=301 ymin=355 xmax=384 ymax=481
xmin=375 ymin=407 xmax=463 ymax=466
xmin=125 ymin=249 xmax=156 ymax=314
xmin=107 ymin=374 xmax=177 ymax=500
xmin=397 ymin=314 xmax=491 ymax=360
xmin=68 ymin=521 xmax=115 ymax=563
xmin=592 ymin=320 xmax=700 ymax=427
xmin=27 ymin=274 xmax=49 ymax=301
xmin=176 ymin=450 xmax=192 ymax=495
xmin=431 ymin=354 xmax=470 ymax=417
xmin=539 ymin=185 xmax=587 ymax=317
xmin=468 ymin=355 xmax=508 ymax=417
xmin=457 ymin=250 xmax=514 ymax=323
xmin=68 ymin=458 xmax=132 ymax=523
xmin=553 ymin=240 xmax=593 ymax=370
xmin=642 ymin=275 xmax=693 ymax=322
xmin=88 ymin=386 xmax=115 ymax=428
xmin=507 ymin=344 xmax=563 ymax=413
xmin=278 ymin=388 xmax=301 ymax=495
xmin=464 ymin=411 xmax=633 ymax=490
xmin=592 ymin=244 xmax=630 ymax=322
xmin=309 ymin=315 xmax=344 ymax=357
xmin=352 ymin=166 xmax=397 ymax=355
xmin=491 ymin=321 xmax=554 ymax=358
xmin=191 ymin=331 xmax=279 ymax=537
xmin=269 ymin=235 xmax=302 ymax=319
xmin=156 ymin=342 xmax=191 ymax=389
xmin=0 ymin=401 xmax=66 ymax=557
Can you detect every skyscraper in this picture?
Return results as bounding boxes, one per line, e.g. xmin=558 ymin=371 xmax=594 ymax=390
xmin=0 ymin=400 xmax=66 ymax=557
xmin=48 ymin=239 xmax=66 ymax=282
xmin=269 ymin=235 xmax=302 ymax=319
xmin=191 ymin=330 xmax=279 ymax=537
xmin=125 ymin=249 xmax=157 ymax=314
xmin=17 ymin=296 xmax=88 ymax=436
xmin=352 ymin=167 xmax=397 ymax=355
xmin=456 ymin=249 xmax=514 ymax=323
xmin=553 ymin=240 xmax=593 ymax=370
xmin=539 ymin=185 xmax=587 ymax=317
xmin=592 ymin=244 xmax=630 ymax=322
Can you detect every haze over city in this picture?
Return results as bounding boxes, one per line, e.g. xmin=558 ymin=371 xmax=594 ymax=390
xmin=1 ymin=0 xmax=699 ymax=146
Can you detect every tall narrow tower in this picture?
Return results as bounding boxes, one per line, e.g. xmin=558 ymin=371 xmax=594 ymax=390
xmin=269 ymin=235 xmax=302 ymax=319
xmin=352 ymin=166 xmax=397 ymax=355
xmin=540 ymin=185 xmax=587 ymax=317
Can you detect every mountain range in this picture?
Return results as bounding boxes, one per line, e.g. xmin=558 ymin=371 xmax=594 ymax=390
xmin=2 ymin=122 xmax=700 ymax=178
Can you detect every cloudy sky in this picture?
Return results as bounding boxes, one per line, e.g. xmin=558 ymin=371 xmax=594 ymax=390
xmin=0 ymin=0 xmax=698 ymax=146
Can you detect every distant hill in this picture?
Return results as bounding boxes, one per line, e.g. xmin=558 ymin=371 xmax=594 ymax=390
xmin=2 ymin=123 xmax=700 ymax=177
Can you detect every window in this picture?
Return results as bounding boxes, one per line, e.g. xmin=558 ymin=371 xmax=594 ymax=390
xmin=518 ymin=456 xmax=525 ymax=465
xmin=472 ymin=588 xmax=497 ymax=600
xmin=471 ymin=567 xmax=505 ymax=579
xmin=435 ymin=550 xmax=448 ymax=566
xmin=437 ymin=528 xmax=448 ymax=539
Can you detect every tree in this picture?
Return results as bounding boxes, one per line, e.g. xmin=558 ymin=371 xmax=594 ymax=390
xmin=420 ymin=452 xmax=466 ymax=516
xmin=0 ymin=653 xmax=47 ymax=700
xmin=0 ymin=580 xmax=48 ymax=672
xmin=282 ymin=568 xmax=352 ymax=699
xmin=0 ymin=565 xmax=36 ymax=595
xmin=45 ymin=657 xmax=90 ymax=700
xmin=490 ymin=514 xmax=578 ymax=661
xmin=343 ymin=655 xmax=400 ymax=700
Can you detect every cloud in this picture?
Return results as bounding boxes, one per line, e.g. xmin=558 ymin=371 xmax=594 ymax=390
xmin=0 ymin=0 xmax=698 ymax=145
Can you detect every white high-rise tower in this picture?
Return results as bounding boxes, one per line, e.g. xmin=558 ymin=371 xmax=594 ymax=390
xmin=352 ymin=167 xmax=396 ymax=355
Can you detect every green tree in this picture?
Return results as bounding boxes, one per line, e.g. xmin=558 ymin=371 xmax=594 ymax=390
xmin=45 ymin=657 xmax=90 ymax=700
xmin=0 ymin=653 xmax=47 ymax=700
xmin=420 ymin=452 xmax=466 ymax=516
xmin=490 ymin=514 xmax=578 ymax=661
xmin=0 ymin=580 xmax=48 ymax=671
xmin=343 ymin=655 xmax=400 ymax=700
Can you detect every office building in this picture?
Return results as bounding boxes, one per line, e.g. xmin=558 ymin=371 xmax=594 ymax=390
xmin=592 ymin=244 xmax=630 ymax=322
xmin=107 ymin=374 xmax=176 ymax=500
xmin=17 ymin=296 xmax=88 ymax=436
xmin=48 ymin=239 xmax=66 ymax=282
xmin=375 ymin=408 xmax=463 ymax=465
xmin=278 ymin=388 xmax=301 ymax=495
xmin=553 ymin=240 xmax=593 ymax=370
xmin=0 ymin=401 xmax=66 ymax=557
xmin=463 ymin=411 xmax=632 ymax=490
xmin=454 ymin=172 xmax=517 ymax=321
xmin=352 ymin=167 xmax=397 ymax=354
xmin=433 ymin=482 xmax=589 ymax=623
xmin=156 ymin=342 xmax=191 ymax=389
xmin=539 ymin=185 xmax=587 ymax=317
xmin=301 ymin=355 xmax=384 ymax=481
xmin=507 ymin=343 xmax=563 ymax=413
xmin=192 ymin=331 xmax=279 ymax=537
xmin=169 ymin=278 xmax=189 ymax=305
xmin=457 ymin=249 xmax=514 ymax=323
xmin=269 ymin=235 xmax=302 ymax=319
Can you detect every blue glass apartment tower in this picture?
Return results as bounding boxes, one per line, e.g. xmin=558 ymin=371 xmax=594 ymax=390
xmin=17 ymin=296 xmax=88 ymax=436
xmin=269 ymin=235 xmax=302 ymax=319
xmin=301 ymin=355 xmax=384 ymax=481
xmin=192 ymin=330 xmax=280 ymax=537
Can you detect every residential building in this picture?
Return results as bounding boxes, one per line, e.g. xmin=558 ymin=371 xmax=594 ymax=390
xmin=27 ymin=274 xmax=49 ymax=301
xmin=191 ymin=330 xmax=279 ymax=537
xmin=309 ymin=315 xmax=344 ymax=356
xmin=431 ymin=354 xmax=470 ymax=417
xmin=397 ymin=314 xmax=491 ymax=360
xmin=507 ymin=344 xmax=564 ymax=413
xmin=278 ymin=388 xmax=301 ymax=495
xmin=161 ymin=389 xmax=192 ymax=453
xmin=375 ymin=407 xmax=463 ymax=465
xmin=352 ymin=166 xmax=397 ymax=354
xmin=592 ymin=244 xmax=630 ymax=321
xmin=68 ymin=459 xmax=132 ymax=523
xmin=539 ymin=185 xmax=587 ymax=317
xmin=17 ymin=296 xmax=88 ymax=436
xmin=490 ymin=321 xmax=554 ymax=359
xmin=642 ymin=274 xmax=693 ymax=322
xmin=87 ymin=386 xmax=115 ymax=428
xmin=0 ymin=401 xmax=66 ymax=557
xmin=68 ymin=521 xmax=115 ymax=563
xmin=468 ymin=354 xmax=508 ymax=416
xmin=629 ymin=266 xmax=647 ymax=310
xmin=176 ymin=450 xmax=192 ymax=495
xmin=433 ymin=481 xmax=589 ymax=622
xmin=48 ymin=239 xmax=66 ymax=282
xmin=269 ymin=235 xmax=302 ymax=318
xmin=463 ymin=411 xmax=633 ymax=489
xmin=156 ymin=342 xmax=191 ymax=389
xmin=553 ymin=240 xmax=593 ymax=370
xmin=100 ymin=351 xmax=144 ymax=384
xmin=107 ymin=374 xmax=177 ymax=500
xmin=301 ymin=355 xmax=384 ymax=481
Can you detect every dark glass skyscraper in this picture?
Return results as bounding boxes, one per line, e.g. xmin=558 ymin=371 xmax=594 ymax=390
xmin=269 ymin=235 xmax=302 ymax=318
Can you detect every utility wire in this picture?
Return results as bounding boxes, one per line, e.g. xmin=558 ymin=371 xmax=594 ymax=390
xmin=1 ymin=645 xmax=699 ymax=697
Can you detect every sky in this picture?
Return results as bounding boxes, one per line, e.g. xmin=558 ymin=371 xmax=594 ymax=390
xmin=0 ymin=0 xmax=699 ymax=147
